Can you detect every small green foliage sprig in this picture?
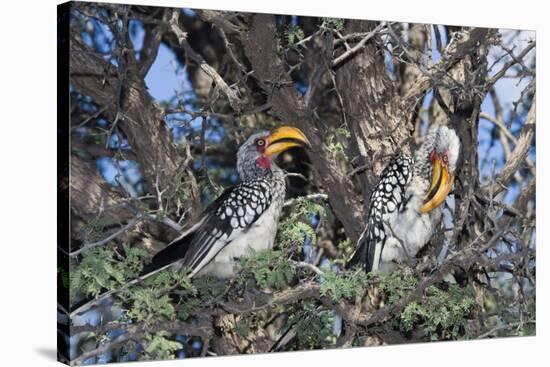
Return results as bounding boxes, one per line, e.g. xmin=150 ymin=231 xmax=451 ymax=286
xmin=277 ymin=196 xmax=326 ymax=252
xmin=288 ymin=301 xmax=334 ymax=349
xmin=321 ymin=18 xmax=345 ymax=31
xmin=326 ymin=127 xmax=351 ymax=158
xmin=70 ymin=244 xmax=147 ymax=302
xmin=373 ymin=271 xmax=475 ymax=340
xmin=320 ymin=268 xmax=370 ymax=303
xmin=142 ymin=331 xmax=183 ymax=361
xmin=284 ymin=24 xmax=305 ymax=46
xmin=121 ymin=269 xmax=197 ymax=325
xmin=237 ymin=249 xmax=295 ymax=290
xmin=377 ymin=271 xmax=418 ymax=304
xmin=399 ymin=283 xmax=475 ymax=340
xmin=240 ymin=197 xmax=327 ymax=289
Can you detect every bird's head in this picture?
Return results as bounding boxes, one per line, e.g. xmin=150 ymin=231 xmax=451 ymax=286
xmin=237 ymin=126 xmax=310 ymax=180
xmin=419 ymin=124 xmax=461 ymax=214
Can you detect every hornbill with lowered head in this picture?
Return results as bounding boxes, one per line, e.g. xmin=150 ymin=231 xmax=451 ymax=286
xmin=71 ymin=126 xmax=310 ymax=316
xmin=347 ymin=124 xmax=460 ymax=273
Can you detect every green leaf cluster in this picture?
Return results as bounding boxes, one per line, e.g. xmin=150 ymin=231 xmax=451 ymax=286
xmin=277 ymin=197 xmax=326 ymax=252
xmin=284 ymin=24 xmax=305 ymax=46
xmin=175 ymin=276 xmax=226 ymax=320
xmin=288 ymin=301 xmax=333 ymax=349
xmin=70 ymin=244 xmax=147 ymax=301
xmin=321 ymin=18 xmax=345 ymax=30
xmin=143 ymin=331 xmax=183 ymax=360
xmin=122 ymin=269 xmax=197 ymax=325
xmin=320 ymin=269 xmax=369 ymax=303
xmin=326 ymin=127 xmax=351 ymax=157
xmin=292 ymin=196 xmax=327 ymax=218
xmin=278 ymin=221 xmax=317 ymax=251
xmin=377 ymin=271 xmax=418 ymax=304
xmin=238 ymin=249 xmax=295 ymax=290
xmin=337 ymin=238 xmax=355 ymax=261
xmin=123 ymin=289 xmax=177 ymax=325
xmin=144 ymin=268 xmax=195 ymax=291
xmin=399 ymin=284 xmax=475 ymax=340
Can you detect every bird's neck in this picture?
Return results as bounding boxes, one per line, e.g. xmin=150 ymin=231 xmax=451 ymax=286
xmin=239 ymin=160 xmax=284 ymax=183
xmin=413 ymin=141 xmax=435 ymax=185
xmin=407 ymin=145 xmax=434 ymax=212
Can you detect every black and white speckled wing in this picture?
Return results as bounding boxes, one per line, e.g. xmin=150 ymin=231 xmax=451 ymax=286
xmin=347 ymin=155 xmax=413 ymax=272
xmin=182 ymin=178 xmax=274 ymax=275
xmin=142 ymin=178 xmax=274 ymax=278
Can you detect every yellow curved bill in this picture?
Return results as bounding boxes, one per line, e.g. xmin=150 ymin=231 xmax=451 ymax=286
xmin=264 ymin=126 xmax=310 ymax=157
xmin=420 ymin=158 xmax=455 ymax=214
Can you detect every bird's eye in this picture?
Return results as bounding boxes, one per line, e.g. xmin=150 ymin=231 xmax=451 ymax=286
xmin=256 ymin=139 xmax=265 ymax=147
xmin=442 ymin=154 xmax=449 ymax=165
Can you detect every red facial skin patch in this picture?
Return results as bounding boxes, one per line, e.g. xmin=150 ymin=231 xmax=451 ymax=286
xmin=430 ymin=149 xmax=437 ymax=162
xmin=256 ymin=155 xmax=271 ymax=169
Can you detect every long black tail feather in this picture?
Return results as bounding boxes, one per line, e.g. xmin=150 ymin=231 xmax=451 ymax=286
xmin=346 ymin=235 xmax=374 ymax=273
xmin=139 ymin=231 xmax=195 ymax=277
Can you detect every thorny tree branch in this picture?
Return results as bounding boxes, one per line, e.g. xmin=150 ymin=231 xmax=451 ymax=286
xmin=70 ymin=35 xmax=201 ymax=220
xmin=70 ymin=319 xmax=213 ymax=366
xmin=168 ymin=10 xmax=243 ymax=113
xmin=402 ymin=28 xmax=492 ymax=101
xmin=481 ymin=95 xmax=535 ymax=197
xmin=71 ymin=219 xmax=529 ymax=365
xmin=69 ymin=216 xmax=143 ymax=257
xmin=332 ymin=24 xmax=385 ymax=68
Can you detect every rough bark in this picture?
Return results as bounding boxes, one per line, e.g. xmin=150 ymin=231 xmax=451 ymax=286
xmin=335 ymin=20 xmax=413 ymax=198
xmin=240 ymin=14 xmax=366 ymax=239
xmin=69 ymin=155 xmax=172 ymax=253
xmin=70 ymin=37 xmax=201 ymax=222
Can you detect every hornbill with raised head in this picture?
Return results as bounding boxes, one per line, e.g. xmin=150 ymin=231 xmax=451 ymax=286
xmin=71 ymin=126 xmax=310 ymax=316
xmin=141 ymin=125 xmax=310 ymax=279
xmin=347 ymin=124 xmax=460 ymax=272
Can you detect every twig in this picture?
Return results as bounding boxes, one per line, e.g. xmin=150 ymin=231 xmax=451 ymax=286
xmin=485 ymin=41 xmax=536 ymax=91
xmin=71 ymin=331 xmax=135 ymax=366
xmin=283 ymin=193 xmax=328 ymax=208
xmin=433 ymin=25 xmax=442 ymax=53
xmin=387 ymin=22 xmax=422 ymax=66
xmin=403 ymin=28 xmax=491 ymax=101
xmin=138 ymin=9 xmax=169 ymax=77
xmin=426 ymin=24 xmax=433 ymax=68
xmin=168 ymin=10 xmax=243 ymax=112
xmin=70 ymin=320 xmax=212 ymax=365
xmin=476 ymin=320 xmax=535 ymax=339
xmin=332 ymin=24 xmax=384 ymax=68
xmin=292 ymin=261 xmax=325 ymax=277
xmin=334 ymin=31 xmax=379 ymax=47
xmin=105 ymin=6 xmax=131 ymax=149
xmin=69 ymin=216 xmax=142 ymax=257
xmin=200 ymin=115 xmax=221 ymax=194
xmin=480 ymin=111 xmax=535 ymax=176
xmin=352 ymin=227 xmax=509 ymax=329
xmin=284 ymin=172 xmax=308 ymax=182
xmin=481 ymin=95 xmax=536 ymax=197
xmin=72 ymin=103 xmax=112 ymax=130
